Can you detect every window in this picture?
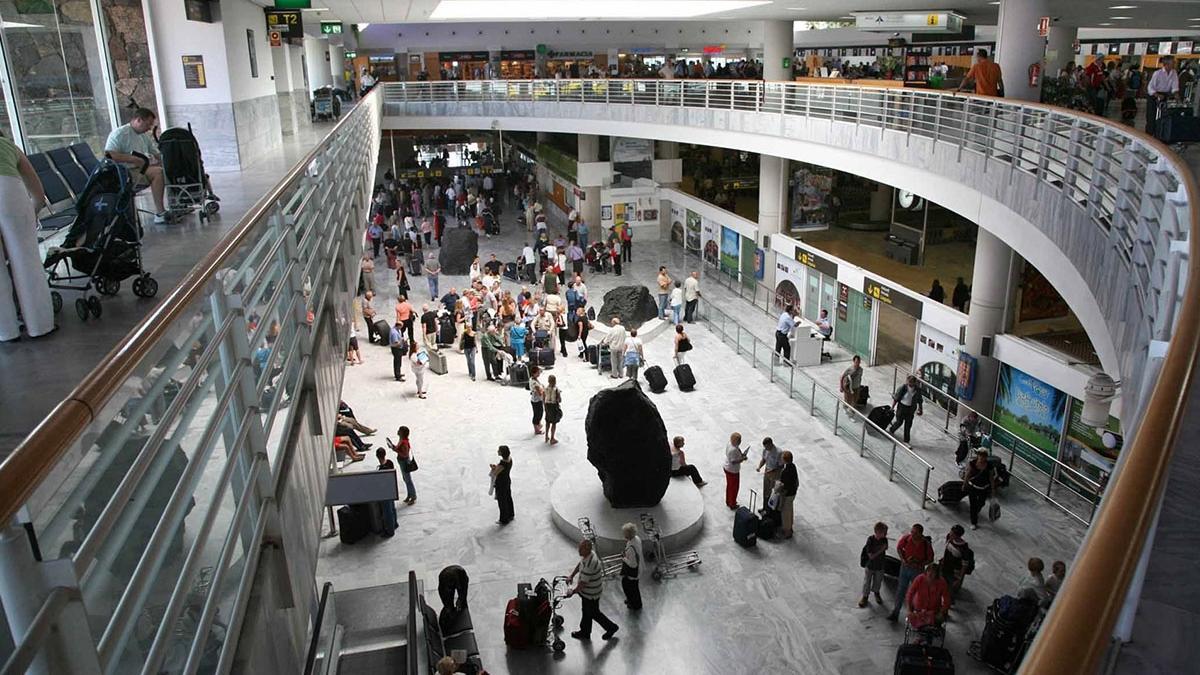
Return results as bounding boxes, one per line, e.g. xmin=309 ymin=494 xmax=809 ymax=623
xmin=247 ymin=29 xmax=258 ymax=78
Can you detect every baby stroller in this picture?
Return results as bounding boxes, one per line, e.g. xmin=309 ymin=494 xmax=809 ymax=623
xmin=159 ymin=125 xmax=220 ymax=222
xmin=44 ymin=159 xmax=158 ymax=320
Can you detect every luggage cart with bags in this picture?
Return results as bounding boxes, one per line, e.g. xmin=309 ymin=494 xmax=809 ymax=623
xmin=638 ymin=513 xmax=701 ymax=581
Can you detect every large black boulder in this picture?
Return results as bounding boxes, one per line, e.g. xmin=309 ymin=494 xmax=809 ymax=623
xmin=597 ymin=286 xmax=658 ymax=331
xmin=585 ymin=379 xmax=671 ymax=508
xmin=439 ymin=228 xmax=478 ymax=275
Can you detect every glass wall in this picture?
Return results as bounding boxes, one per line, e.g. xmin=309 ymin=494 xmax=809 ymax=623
xmin=0 ymin=0 xmax=114 ymax=153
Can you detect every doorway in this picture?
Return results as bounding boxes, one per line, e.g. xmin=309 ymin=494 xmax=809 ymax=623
xmin=876 ymin=303 xmax=917 ymax=368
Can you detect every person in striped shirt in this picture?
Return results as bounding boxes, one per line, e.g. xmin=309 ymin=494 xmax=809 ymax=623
xmin=566 ymin=539 xmax=620 ymax=641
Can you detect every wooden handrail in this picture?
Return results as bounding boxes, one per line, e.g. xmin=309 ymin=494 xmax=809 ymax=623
xmin=0 ymin=91 xmax=379 ymax=526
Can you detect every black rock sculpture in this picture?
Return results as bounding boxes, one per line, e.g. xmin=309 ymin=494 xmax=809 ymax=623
xmin=597 ymin=286 xmax=659 ymax=331
xmin=585 ymin=379 xmax=671 ymax=508
xmin=438 ymin=227 xmax=479 ymax=275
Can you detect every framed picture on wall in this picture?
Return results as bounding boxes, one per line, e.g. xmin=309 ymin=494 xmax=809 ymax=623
xmin=601 ymin=205 xmax=612 ymax=221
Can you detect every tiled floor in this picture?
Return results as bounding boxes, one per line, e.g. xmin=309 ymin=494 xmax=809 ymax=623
xmin=318 ymin=207 xmax=1086 ymax=674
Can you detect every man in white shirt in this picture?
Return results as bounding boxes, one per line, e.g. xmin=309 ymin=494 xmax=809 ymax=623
xmin=573 ymin=274 xmax=588 ymax=305
xmin=104 ymin=108 xmax=168 ymax=222
xmin=620 ymin=522 xmax=643 ymax=610
xmin=889 ymin=375 xmax=925 ymax=443
xmin=566 ymin=539 xmax=619 ymax=640
xmin=683 ymin=271 xmax=701 ymax=323
xmin=723 ymin=432 xmax=749 ymax=510
xmin=1147 ymin=56 xmax=1181 ymax=135
xmin=521 ymin=243 xmax=537 ymax=282
xmin=604 ymin=318 xmax=626 ymax=378
xmin=774 ymin=305 xmax=797 ymax=361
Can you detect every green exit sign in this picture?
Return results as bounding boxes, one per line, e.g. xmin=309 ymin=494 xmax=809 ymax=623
xmin=274 ymin=0 xmax=312 ymax=8
xmin=320 ymin=21 xmax=343 ymax=35
xmin=344 ymin=50 xmax=357 ymax=59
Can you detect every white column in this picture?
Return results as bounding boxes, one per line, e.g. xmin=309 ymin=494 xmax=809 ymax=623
xmin=995 ymin=0 xmax=1050 ymax=101
xmin=963 ymin=229 xmax=1016 ymax=414
xmin=653 ymin=141 xmax=682 ymax=187
xmin=303 ymin=37 xmax=332 ymax=92
xmin=757 ymin=154 xmax=788 ymax=245
xmin=762 ymin=19 xmax=794 ymax=81
xmin=578 ymin=134 xmax=602 ymax=229
xmin=1045 ymin=24 xmax=1078 ymax=75
xmin=329 ymin=44 xmax=345 ymax=88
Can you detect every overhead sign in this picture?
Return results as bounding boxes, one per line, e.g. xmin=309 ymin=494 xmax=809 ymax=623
xmin=853 ymin=11 xmax=964 ymax=34
xmin=794 ymin=246 xmax=838 ymax=278
xmin=1038 ymin=16 xmax=1050 ymax=38
xmin=264 ymin=9 xmax=303 ymax=39
xmin=268 ymin=30 xmax=282 ymax=47
xmin=703 ymin=44 xmax=725 ymax=55
xmin=863 ymin=278 xmax=924 ymax=319
xmin=320 ymin=21 xmax=343 ymax=35
xmin=273 ymin=0 xmax=312 ymax=8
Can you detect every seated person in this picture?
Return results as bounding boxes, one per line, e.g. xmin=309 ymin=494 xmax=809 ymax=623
xmin=669 ymin=436 xmax=707 ymax=486
xmin=815 ymin=308 xmax=833 ymax=340
xmin=105 ymin=107 xmax=168 ymax=223
xmin=333 ymin=436 xmax=365 ymax=463
xmin=905 ymin=561 xmax=951 ymax=631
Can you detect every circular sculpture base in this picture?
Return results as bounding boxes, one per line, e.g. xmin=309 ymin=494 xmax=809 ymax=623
xmin=550 ymin=461 xmax=706 ymax=557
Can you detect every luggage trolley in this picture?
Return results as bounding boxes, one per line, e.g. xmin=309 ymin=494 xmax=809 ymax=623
xmin=638 ymin=514 xmax=701 ymax=581
xmin=546 ymin=576 xmax=570 ymax=654
xmin=576 ymin=517 xmax=624 ymax=579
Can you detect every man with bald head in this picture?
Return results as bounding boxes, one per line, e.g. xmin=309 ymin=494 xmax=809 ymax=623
xmin=566 ymin=539 xmax=619 ymax=641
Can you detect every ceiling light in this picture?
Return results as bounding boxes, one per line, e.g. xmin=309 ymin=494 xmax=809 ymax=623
xmin=1108 ymin=5 xmax=1138 ymax=8
xmin=357 ymin=23 xmax=371 ymax=29
xmin=1 ymin=20 xmax=43 ymax=28
xmin=1110 ymin=16 xmax=1132 ymax=20
xmin=301 ymin=7 xmax=332 ymax=11
xmin=429 ymin=0 xmax=772 ymax=20
xmin=1098 ymin=23 xmax=1113 ymax=26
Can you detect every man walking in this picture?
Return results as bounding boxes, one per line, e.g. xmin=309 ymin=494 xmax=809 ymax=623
xmin=756 ymin=437 xmax=783 ymax=501
xmin=777 ymin=451 xmax=798 ymax=539
xmin=389 ymin=322 xmax=407 ymax=382
xmin=774 ymin=305 xmax=797 ymax=361
xmin=888 ymin=375 xmax=925 ymax=443
xmin=724 ymin=432 xmax=750 ymax=510
xmin=425 ymin=255 xmax=440 ymax=300
xmin=566 ymin=539 xmax=619 ymax=641
xmin=480 ymin=324 xmax=502 ymax=382
xmin=683 ymin=271 xmax=701 ymax=322
xmin=656 ymin=266 xmax=673 ymax=320
xmin=1147 ymin=55 xmax=1180 ymax=136
xmin=840 ymin=355 xmax=863 ymax=408
xmin=888 ymin=523 xmax=934 ymax=622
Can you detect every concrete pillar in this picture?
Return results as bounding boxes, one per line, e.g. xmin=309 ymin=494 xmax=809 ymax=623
xmin=654 ymin=141 xmax=682 ymax=187
xmin=272 ymin=44 xmax=298 ymax=135
xmin=329 ymin=44 xmax=345 ymax=89
xmin=963 ymin=229 xmax=1016 ymax=414
xmin=757 ymin=154 xmax=789 ymax=245
xmin=578 ymin=134 xmax=602 ymax=229
xmin=1044 ymin=24 xmax=1077 ymax=74
xmin=304 ymin=37 xmax=332 ymax=91
xmin=762 ymin=19 xmax=794 ymax=81
xmin=996 ymin=0 xmax=1050 ymax=101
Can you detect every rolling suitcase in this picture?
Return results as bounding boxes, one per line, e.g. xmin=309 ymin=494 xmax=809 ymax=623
xmin=509 ymin=362 xmax=530 ymax=388
xmin=409 ymin=253 xmax=423 ymax=276
xmin=530 ymin=347 xmax=556 ymax=368
xmin=868 ymin=405 xmax=895 ymax=429
xmin=882 ymin=554 xmax=901 ymax=579
xmin=758 ymin=507 xmax=781 ymax=541
xmin=438 ymin=319 xmax=456 ymax=346
xmin=644 ymin=365 xmax=668 ymax=393
xmin=733 ymin=490 xmax=761 ymax=548
xmin=372 ymin=319 xmax=391 ymax=345
xmin=673 ymin=363 xmax=696 ymax=391
xmin=938 ymin=480 xmax=966 ymax=505
xmin=586 ymin=344 xmax=599 ymax=364
xmin=337 ymin=505 xmax=369 ymax=545
xmin=894 ymin=643 xmax=954 ymax=675
xmin=504 ymin=262 xmax=519 ymax=281
xmin=503 ymin=597 xmax=531 ymax=649
xmin=598 ymin=345 xmax=612 ymax=370
xmin=1157 ymin=106 xmax=1200 ymax=144
xmin=428 ymin=349 xmax=448 ymax=375
xmin=857 ymin=385 xmax=870 ymax=406
xmin=533 ymin=330 xmax=550 ymax=349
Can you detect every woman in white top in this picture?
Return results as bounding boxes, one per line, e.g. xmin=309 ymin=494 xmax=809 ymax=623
xmin=724 ymin=432 xmax=749 ymax=509
xmin=347 ymin=325 xmax=363 ymax=365
xmin=623 ymin=328 xmax=644 ymax=381
xmin=669 ymin=281 xmax=685 ymax=325
xmin=670 ymin=435 xmax=706 ymax=486
xmin=469 ymin=256 xmax=481 ymax=282
xmin=620 ymin=522 xmax=643 ymax=610
xmin=409 ymin=341 xmax=429 ymax=399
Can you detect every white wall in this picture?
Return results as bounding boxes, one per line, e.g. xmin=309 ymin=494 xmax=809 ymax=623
xmin=149 ymin=0 xmax=232 ymax=104
xmin=304 ymin=37 xmax=332 ymax=91
xmin=272 ymin=44 xmax=292 ymax=93
xmin=220 ymin=0 xmax=277 ymax=102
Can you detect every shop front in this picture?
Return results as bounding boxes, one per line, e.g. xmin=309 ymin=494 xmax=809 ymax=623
xmin=545 ymin=50 xmax=597 ymax=77
xmin=438 ymin=51 xmax=491 ymax=79
xmin=499 ymin=50 xmax=537 ymax=79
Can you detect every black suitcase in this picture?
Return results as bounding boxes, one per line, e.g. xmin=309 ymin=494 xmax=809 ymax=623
xmin=894 ymin=643 xmax=954 ymax=675
xmin=882 ymin=554 xmax=901 ymax=578
xmin=977 ymin=607 xmax=1024 ymax=669
xmin=509 ymin=362 xmax=530 ymax=387
xmin=409 ymin=254 xmax=423 ymax=275
xmin=533 ymin=330 xmax=550 ymax=348
xmin=673 ymin=363 xmax=696 ymax=391
xmin=504 ymin=262 xmax=519 ymax=281
xmin=758 ymin=507 xmax=781 ymax=540
xmin=868 ymin=405 xmax=894 ymax=429
xmin=857 ymin=385 xmax=870 ymax=406
xmin=644 ymin=365 xmax=667 ymax=393
xmin=598 ymin=345 xmax=611 ymax=370
xmin=337 ymin=505 xmax=370 ymax=545
xmin=733 ymin=490 xmax=760 ymax=547
xmin=989 ymin=455 xmax=1012 ymax=488
xmin=438 ymin=323 xmax=456 ymax=346
xmin=1157 ymin=107 xmax=1200 ymax=144
xmin=530 ymin=347 xmax=556 ymax=368
xmin=938 ymin=480 xmax=966 ymax=505
xmin=586 ymin=344 xmax=599 ymax=364
xmin=372 ymin=319 xmax=391 ymax=345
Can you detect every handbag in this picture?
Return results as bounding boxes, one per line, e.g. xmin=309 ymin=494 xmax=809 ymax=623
xmin=678 ymin=338 xmax=692 ymax=352
xmin=407 ymin=457 xmax=419 ymax=472
xmin=987 ymin=498 xmax=1001 ymax=522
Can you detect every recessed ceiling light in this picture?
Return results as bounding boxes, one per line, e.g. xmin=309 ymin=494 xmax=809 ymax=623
xmin=429 ymin=0 xmax=772 ymax=20
xmin=988 ymin=1 xmax=999 ymax=5
xmin=1109 ymin=5 xmax=1138 ymax=9
xmin=1110 ymin=16 xmax=1132 ymax=20
xmin=1098 ymin=23 xmax=1113 ymax=26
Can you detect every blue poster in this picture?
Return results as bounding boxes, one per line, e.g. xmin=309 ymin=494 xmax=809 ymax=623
xmin=993 ymin=364 xmax=1069 ymax=474
xmin=720 ymin=226 xmax=739 ymax=273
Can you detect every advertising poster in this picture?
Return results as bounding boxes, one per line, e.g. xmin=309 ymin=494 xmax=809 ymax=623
xmin=685 ymin=209 xmax=701 ymax=251
xmin=701 ymin=216 xmax=720 ymax=267
xmin=1017 ymin=265 xmax=1070 ymax=322
xmin=720 ymin=226 xmax=740 ymax=273
xmin=1059 ymin=399 xmax=1121 ymax=495
xmin=773 ymin=255 xmax=805 ymax=312
xmin=915 ymin=322 xmax=961 ymax=389
xmin=790 ymin=166 xmax=834 ymax=230
xmin=614 ymin=202 xmax=628 ymax=227
xmin=670 ymin=203 xmax=686 ymax=247
xmin=610 ymin=137 xmax=654 ymax=180
xmin=993 ymin=365 xmax=1069 ymax=474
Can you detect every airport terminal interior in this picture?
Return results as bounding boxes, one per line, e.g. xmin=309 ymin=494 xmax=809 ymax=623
xmin=0 ymin=1 xmax=1198 ymax=674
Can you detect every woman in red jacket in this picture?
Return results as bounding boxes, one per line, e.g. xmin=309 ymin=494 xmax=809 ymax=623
xmin=905 ymin=561 xmax=951 ymax=631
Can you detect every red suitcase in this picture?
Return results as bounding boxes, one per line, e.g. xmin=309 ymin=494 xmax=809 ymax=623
xmin=503 ymin=597 xmax=530 ymax=649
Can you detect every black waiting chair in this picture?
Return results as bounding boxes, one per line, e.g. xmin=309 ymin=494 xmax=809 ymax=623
xmin=47 ymin=147 xmax=90 ymax=197
xmin=27 ymin=152 xmax=77 ymax=232
xmin=69 ymin=142 xmax=100 ymax=174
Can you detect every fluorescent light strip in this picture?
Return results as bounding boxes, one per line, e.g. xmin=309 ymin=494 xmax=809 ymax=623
xmin=430 ymin=0 xmax=772 ymax=20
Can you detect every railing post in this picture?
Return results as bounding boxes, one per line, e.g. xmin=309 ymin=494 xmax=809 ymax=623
xmin=810 ymin=381 xmax=816 ymax=416
xmin=788 ymin=365 xmax=794 ymax=397
xmin=892 ymin=366 xmax=898 ymax=393
xmin=859 ymin=419 xmax=867 ymax=457
xmin=833 ymin=403 xmax=839 ymax=435
xmin=735 ymin=324 xmax=741 ymax=355
xmin=920 ymin=468 xmax=930 ymax=509
xmin=888 ymin=442 xmax=897 ymax=481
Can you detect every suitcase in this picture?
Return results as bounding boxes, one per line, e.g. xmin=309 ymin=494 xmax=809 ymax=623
xmin=857 ymin=385 xmax=870 ymax=406
xmin=372 ymin=319 xmax=391 ymax=345
xmin=530 ymin=347 xmax=556 ymax=368
xmin=938 ymin=480 xmax=966 ymax=505
xmin=586 ymin=344 xmax=599 ymax=364
xmin=988 ymin=455 xmax=1011 ymax=488
xmin=894 ymin=643 xmax=954 ymax=675
xmin=1157 ymin=107 xmax=1200 ymax=144
xmin=598 ymin=345 xmax=612 ymax=370
xmin=758 ymin=507 xmax=781 ymax=540
xmin=504 ymin=262 xmax=519 ymax=281
xmin=882 ymin=554 xmax=901 ymax=579
xmin=503 ymin=597 xmax=530 ymax=649
xmin=337 ymin=505 xmax=369 ymax=545
xmin=438 ymin=323 xmax=456 ymax=346
xmin=733 ymin=490 xmax=760 ymax=548
xmin=644 ymin=365 xmax=668 ymax=393
xmin=673 ymin=363 xmax=696 ymax=391
xmin=509 ymin=362 xmax=530 ymax=388
xmin=409 ymin=253 xmax=423 ymax=276
xmin=428 ymin=349 xmax=448 ymax=375
xmin=868 ymin=405 xmax=895 ymax=429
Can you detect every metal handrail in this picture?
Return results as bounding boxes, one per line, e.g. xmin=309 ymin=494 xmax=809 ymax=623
xmin=303 ymin=582 xmax=334 ymax=675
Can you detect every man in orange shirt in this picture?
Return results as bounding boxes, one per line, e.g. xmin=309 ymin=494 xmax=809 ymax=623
xmin=958 ymin=49 xmax=1005 ymax=97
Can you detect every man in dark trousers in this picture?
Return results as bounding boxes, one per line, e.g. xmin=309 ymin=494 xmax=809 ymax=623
xmin=389 ymin=322 xmax=408 ymax=382
xmin=888 ymin=375 xmax=924 ymax=443
xmin=566 ymin=539 xmax=619 ymax=641
xmin=774 ymin=305 xmax=797 ymax=361
xmin=951 ymin=277 xmax=970 ymax=312
xmin=778 ymin=451 xmax=799 ymax=539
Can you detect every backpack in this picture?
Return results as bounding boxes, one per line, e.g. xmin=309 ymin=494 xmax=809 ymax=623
xmin=961 ymin=543 xmax=976 ymax=575
xmin=565 ymin=288 xmax=579 ymax=307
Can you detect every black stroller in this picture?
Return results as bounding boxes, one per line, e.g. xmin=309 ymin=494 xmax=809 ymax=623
xmin=44 ymin=159 xmax=158 ymax=320
xmin=159 ymin=125 xmax=220 ymax=222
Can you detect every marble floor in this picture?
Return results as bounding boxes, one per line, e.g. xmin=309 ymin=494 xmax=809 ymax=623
xmin=318 ymin=207 xmax=1087 ymax=674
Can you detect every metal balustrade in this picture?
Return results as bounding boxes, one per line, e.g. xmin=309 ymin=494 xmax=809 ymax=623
xmin=0 ymin=93 xmax=381 ymax=674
